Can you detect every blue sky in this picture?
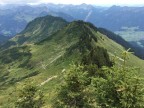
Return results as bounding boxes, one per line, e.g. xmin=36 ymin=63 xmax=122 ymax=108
xmin=0 ymin=0 xmax=144 ymax=6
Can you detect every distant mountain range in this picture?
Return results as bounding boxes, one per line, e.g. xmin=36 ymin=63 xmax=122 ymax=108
xmin=1 ymin=4 xmax=144 ymax=37
xmin=0 ymin=4 xmax=73 ymax=37
xmin=44 ymin=4 xmax=144 ymax=31
xmin=1 ymin=4 xmax=144 ymax=52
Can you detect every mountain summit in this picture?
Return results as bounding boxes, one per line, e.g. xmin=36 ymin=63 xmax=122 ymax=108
xmin=2 ymin=15 xmax=68 ymax=49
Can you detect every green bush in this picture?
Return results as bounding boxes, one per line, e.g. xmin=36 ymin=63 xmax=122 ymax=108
xmin=92 ymin=66 xmax=144 ymax=108
xmin=15 ymin=84 xmax=44 ymax=108
xmin=55 ymin=64 xmax=96 ymax=108
xmin=56 ymin=49 xmax=144 ymax=108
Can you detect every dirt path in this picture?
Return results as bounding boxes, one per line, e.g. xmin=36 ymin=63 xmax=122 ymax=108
xmin=39 ymin=76 xmax=57 ymax=86
xmin=40 ymin=53 xmax=63 ymax=70
xmin=109 ymin=53 xmax=124 ymax=61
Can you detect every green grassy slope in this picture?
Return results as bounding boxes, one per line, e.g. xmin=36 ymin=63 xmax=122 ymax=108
xmin=0 ymin=18 xmax=143 ymax=107
xmin=1 ymin=15 xmax=68 ymax=49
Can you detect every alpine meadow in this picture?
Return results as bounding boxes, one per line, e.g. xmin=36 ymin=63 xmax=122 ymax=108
xmin=0 ymin=2 xmax=144 ymax=108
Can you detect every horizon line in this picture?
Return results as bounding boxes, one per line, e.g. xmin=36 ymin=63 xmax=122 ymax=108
xmin=0 ymin=3 xmax=144 ymax=7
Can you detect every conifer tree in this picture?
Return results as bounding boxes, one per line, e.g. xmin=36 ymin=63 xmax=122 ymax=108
xmin=15 ymin=83 xmax=44 ymax=108
xmin=55 ymin=64 xmax=96 ymax=108
xmin=91 ymin=49 xmax=144 ymax=108
xmin=56 ymin=49 xmax=144 ymax=108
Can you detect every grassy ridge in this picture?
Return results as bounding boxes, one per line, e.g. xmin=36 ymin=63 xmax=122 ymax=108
xmin=0 ymin=17 xmax=143 ymax=107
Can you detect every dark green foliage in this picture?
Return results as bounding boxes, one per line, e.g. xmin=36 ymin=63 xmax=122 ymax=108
xmin=55 ymin=65 xmax=95 ymax=108
xmin=0 ymin=72 xmax=10 ymax=89
xmin=60 ymin=20 xmax=98 ymax=56
xmin=77 ymin=24 xmax=97 ymax=53
xmin=8 ymin=71 xmax=39 ymax=85
xmin=81 ymin=46 xmax=112 ymax=68
xmin=83 ymin=64 xmax=104 ymax=78
xmin=65 ymin=43 xmax=79 ymax=56
xmin=17 ymin=35 xmax=29 ymax=45
xmin=86 ymin=22 xmax=98 ymax=32
xmin=1 ymin=40 xmax=17 ymax=49
xmin=91 ymin=49 xmax=143 ymax=108
xmin=92 ymin=66 xmax=144 ymax=108
xmin=55 ymin=44 xmax=112 ymax=108
xmin=78 ymin=34 xmax=93 ymax=53
xmin=15 ymin=84 xmax=44 ymax=108
xmin=0 ymin=46 xmax=31 ymax=65
xmin=56 ymin=48 xmax=144 ymax=108
xmin=0 ymin=71 xmax=39 ymax=89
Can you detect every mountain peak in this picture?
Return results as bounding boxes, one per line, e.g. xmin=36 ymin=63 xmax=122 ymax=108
xmin=2 ymin=15 xmax=68 ymax=49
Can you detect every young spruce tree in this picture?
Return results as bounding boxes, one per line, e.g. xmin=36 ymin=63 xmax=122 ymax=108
xmin=91 ymin=49 xmax=144 ymax=108
xmin=55 ymin=64 xmax=96 ymax=108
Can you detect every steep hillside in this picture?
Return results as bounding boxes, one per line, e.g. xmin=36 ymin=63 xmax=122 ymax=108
xmin=0 ymin=17 xmax=143 ymax=107
xmin=98 ymin=28 xmax=144 ymax=59
xmin=2 ymin=15 xmax=68 ymax=49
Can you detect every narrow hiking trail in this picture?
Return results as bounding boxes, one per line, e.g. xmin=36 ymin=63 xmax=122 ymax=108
xmin=39 ymin=76 xmax=57 ymax=86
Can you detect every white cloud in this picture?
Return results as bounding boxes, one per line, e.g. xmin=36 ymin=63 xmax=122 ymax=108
xmin=0 ymin=0 xmax=144 ymax=6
